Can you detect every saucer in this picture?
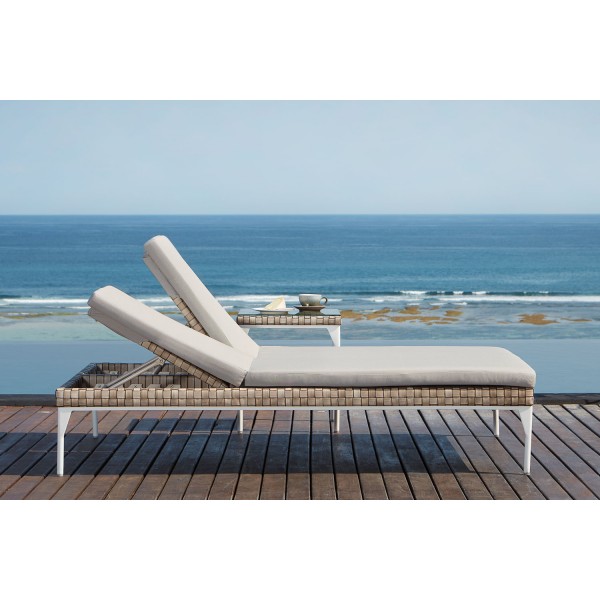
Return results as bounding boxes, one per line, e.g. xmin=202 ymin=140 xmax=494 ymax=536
xmin=253 ymin=307 xmax=295 ymax=315
xmin=294 ymin=305 xmax=326 ymax=312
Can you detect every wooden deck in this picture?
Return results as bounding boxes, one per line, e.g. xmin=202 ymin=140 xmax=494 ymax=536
xmin=1 ymin=398 xmax=600 ymax=499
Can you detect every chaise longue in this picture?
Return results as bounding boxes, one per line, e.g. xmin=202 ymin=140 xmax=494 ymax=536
xmin=55 ymin=236 xmax=536 ymax=476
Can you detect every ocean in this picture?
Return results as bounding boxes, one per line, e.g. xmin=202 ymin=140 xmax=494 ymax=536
xmin=1 ymin=215 xmax=600 ymax=392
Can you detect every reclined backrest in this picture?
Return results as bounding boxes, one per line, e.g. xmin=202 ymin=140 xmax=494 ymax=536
xmin=144 ymin=235 xmax=259 ymax=359
xmin=88 ymin=286 xmax=253 ymax=387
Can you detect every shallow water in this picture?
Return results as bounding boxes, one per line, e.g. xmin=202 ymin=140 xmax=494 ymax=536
xmin=1 ymin=339 xmax=598 ymax=394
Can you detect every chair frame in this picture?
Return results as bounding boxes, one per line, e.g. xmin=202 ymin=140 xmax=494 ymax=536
xmin=56 ymin=359 xmax=534 ymax=476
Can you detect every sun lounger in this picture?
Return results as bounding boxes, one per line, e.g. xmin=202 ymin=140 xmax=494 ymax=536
xmin=55 ymin=285 xmax=536 ymax=476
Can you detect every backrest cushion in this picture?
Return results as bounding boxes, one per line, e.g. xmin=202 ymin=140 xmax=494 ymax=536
xmin=88 ymin=286 xmax=252 ymax=386
xmin=144 ymin=235 xmax=259 ymax=359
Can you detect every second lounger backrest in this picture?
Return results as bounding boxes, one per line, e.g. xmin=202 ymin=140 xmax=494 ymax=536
xmin=88 ymin=286 xmax=253 ymax=387
xmin=144 ymin=235 xmax=260 ymax=359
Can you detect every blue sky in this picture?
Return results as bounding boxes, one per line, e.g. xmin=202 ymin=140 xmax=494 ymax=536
xmin=0 ymin=101 xmax=599 ymax=214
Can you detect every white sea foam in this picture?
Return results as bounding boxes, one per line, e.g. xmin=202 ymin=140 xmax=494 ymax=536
xmin=0 ymin=295 xmax=174 ymax=305
xmin=443 ymin=295 xmax=600 ymax=304
xmin=216 ymin=295 xmax=299 ymax=303
xmin=361 ymin=294 xmax=600 ymax=304
xmin=216 ymin=294 xmax=341 ymax=304
xmin=1 ymin=298 xmax=91 ymax=305
xmin=363 ymin=296 xmax=403 ymax=303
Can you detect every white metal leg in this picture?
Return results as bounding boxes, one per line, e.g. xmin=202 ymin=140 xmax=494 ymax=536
xmin=327 ymin=326 xmax=341 ymax=347
xmin=518 ymin=406 xmax=533 ymax=474
xmin=92 ymin=410 xmax=99 ymax=438
xmin=238 ymin=410 xmax=244 ymax=433
xmin=493 ymin=410 xmax=500 ymax=437
xmin=57 ymin=408 xmax=73 ymax=476
xmin=328 ymin=409 xmax=341 ymax=431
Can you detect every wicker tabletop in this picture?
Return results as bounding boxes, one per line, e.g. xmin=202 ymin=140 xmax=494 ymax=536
xmin=236 ymin=308 xmax=341 ymax=326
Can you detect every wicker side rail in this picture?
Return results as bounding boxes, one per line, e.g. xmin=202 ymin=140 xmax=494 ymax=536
xmin=56 ymin=384 xmax=533 ymax=408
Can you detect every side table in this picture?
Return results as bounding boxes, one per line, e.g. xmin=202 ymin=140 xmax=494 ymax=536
xmin=236 ymin=309 xmax=342 ymax=346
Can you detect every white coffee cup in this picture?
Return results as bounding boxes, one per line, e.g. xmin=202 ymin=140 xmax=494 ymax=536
xmin=299 ymin=293 xmax=328 ymax=306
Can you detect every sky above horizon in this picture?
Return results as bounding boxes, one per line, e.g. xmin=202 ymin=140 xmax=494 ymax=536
xmin=0 ymin=101 xmax=599 ymax=215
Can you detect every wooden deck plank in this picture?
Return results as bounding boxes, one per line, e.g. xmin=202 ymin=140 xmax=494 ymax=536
xmin=26 ymin=410 xmax=145 ymax=500
xmin=105 ymin=414 xmax=181 ymax=500
xmin=366 ymin=410 xmax=413 ymax=500
xmin=461 ymin=411 xmax=545 ymax=500
xmin=0 ymin=406 xmax=41 ymax=439
xmin=0 ymin=411 xmax=89 ymax=498
xmin=0 ymin=407 xmax=55 ymax=457
xmin=0 ymin=412 xmax=57 ymax=478
xmin=440 ymin=411 xmax=519 ymax=500
xmin=310 ymin=411 xmax=337 ymax=500
xmin=348 ymin=410 xmax=389 ymax=500
xmin=580 ymin=403 xmax=600 ymax=428
xmin=402 ymin=410 xmax=466 ymax=500
xmin=0 ymin=406 xmax=25 ymax=428
xmin=365 ymin=411 xmax=413 ymax=500
xmin=183 ymin=411 xmax=237 ymax=500
xmin=158 ymin=411 xmax=217 ymax=500
xmin=419 ymin=410 xmax=492 ymax=500
xmin=330 ymin=411 xmax=362 ymax=500
xmin=286 ymin=411 xmax=311 ymax=500
xmin=385 ymin=410 xmax=440 ymax=499
xmin=471 ymin=410 xmax=570 ymax=500
xmin=260 ymin=413 xmax=292 ymax=500
xmin=207 ymin=413 xmax=255 ymax=500
xmin=132 ymin=411 xmax=201 ymax=500
xmin=73 ymin=412 xmax=167 ymax=500
xmin=500 ymin=410 xmax=596 ymax=500
xmin=234 ymin=413 xmax=275 ymax=500
xmin=541 ymin=406 xmax=600 ymax=474
xmin=128 ymin=435 xmax=189 ymax=500
xmin=564 ymin=404 xmax=600 ymax=438
xmin=526 ymin=408 xmax=600 ymax=496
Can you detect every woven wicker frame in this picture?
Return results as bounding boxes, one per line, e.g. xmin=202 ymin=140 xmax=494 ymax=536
xmin=56 ymin=362 xmax=534 ymax=408
xmin=237 ymin=313 xmax=342 ymax=326
xmin=140 ymin=342 xmax=229 ymax=388
xmin=172 ymin=296 xmax=207 ymax=334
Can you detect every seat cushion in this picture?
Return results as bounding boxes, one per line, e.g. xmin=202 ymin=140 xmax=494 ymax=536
xmin=144 ymin=235 xmax=259 ymax=358
xmin=244 ymin=346 xmax=536 ymax=388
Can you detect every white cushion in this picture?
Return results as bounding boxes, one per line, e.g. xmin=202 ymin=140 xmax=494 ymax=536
xmin=88 ymin=286 xmax=252 ymax=386
xmin=245 ymin=346 xmax=536 ymax=388
xmin=144 ymin=235 xmax=259 ymax=358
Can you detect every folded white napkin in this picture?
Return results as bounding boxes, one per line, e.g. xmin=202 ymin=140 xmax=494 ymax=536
xmin=264 ymin=296 xmax=286 ymax=310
